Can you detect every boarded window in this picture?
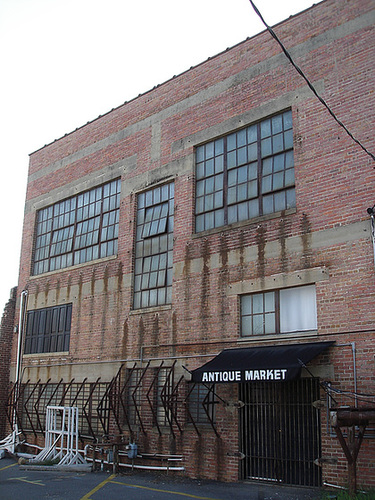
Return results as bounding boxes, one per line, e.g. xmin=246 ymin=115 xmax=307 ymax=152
xmin=24 ymin=303 xmax=72 ymax=354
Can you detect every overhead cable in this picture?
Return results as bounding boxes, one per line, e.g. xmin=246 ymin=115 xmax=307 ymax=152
xmin=248 ymin=0 xmax=375 ymax=164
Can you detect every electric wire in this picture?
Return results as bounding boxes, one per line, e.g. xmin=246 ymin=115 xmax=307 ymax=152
xmin=248 ymin=0 xmax=375 ymax=164
xmin=324 ymin=384 xmax=375 ymax=400
xmin=322 ymin=383 xmax=375 ymax=405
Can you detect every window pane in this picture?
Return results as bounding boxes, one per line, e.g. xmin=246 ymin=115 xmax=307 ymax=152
xmin=263 ymin=194 xmax=274 ymax=214
xmin=242 ymin=295 xmax=252 ymax=314
xmin=283 ymin=110 xmax=293 ymax=129
xmin=261 ymin=138 xmax=272 ymax=157
xmin=264 ymin=312 xmax=276 ymax=334
xmin=215 ymin=209 xmax=225 ymax=227
xmin=287 ymin=188 xmax=296 ymax=209
xmin=260 ymin=118 xmax=271 ymax=138
xmin=272 ymin=133 xmax=284 ymax=153
xmin=253 ymin=294 xmax=263 ymax=314
xmin=242 ymin=315 xmax=252 ymax=336
xmin=272 ymin=114 xmax=283 ymax=134
xmin=253 ymin=314 xmax=264 ymax=335
xmin=215 ymin=155 xmax=224 ymax=172
xmin=264 ymin=292 xmax=275 ymax=312
xmin=227 ymin=150 xmax=237 ymax=168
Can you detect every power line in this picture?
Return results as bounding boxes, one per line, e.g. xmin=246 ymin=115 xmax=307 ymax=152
xmin=248 ymin=0 xmax=375 ymax=164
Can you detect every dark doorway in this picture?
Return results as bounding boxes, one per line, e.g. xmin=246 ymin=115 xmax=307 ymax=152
xmin=239 ymin=378 xmax=322 ymax=486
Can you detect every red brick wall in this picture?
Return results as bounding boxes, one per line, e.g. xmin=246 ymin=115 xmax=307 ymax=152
xmin=11 ymin=0 xmax=375 ymax=488
xmin=0 ymin=288 xmax=17 ymax=438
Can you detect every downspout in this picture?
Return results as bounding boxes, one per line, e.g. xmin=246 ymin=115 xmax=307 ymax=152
xmin=351 ymin=342 xmax=357 ymax=408
xmin=0 ymin=290 xmax=28 ymax=454
xmin=13 ymin=290 xmax=28 ymax=430
xmin=15 ymin=290 xmax=28 ymax=387
xmin=367 ymin=205 xmax=375 ymax=269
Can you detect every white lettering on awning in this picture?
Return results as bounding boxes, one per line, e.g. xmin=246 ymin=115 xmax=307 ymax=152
xmin=245 ymin=369 xmax=288 ymax=381
xmin=201 ymin=369 xmax=288 ymax=382
xmin=201 ymin=370 xmax=241 ymax=383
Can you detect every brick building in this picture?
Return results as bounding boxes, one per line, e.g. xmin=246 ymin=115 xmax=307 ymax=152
xmin=2 ymin=0 xmax=375 ymax=490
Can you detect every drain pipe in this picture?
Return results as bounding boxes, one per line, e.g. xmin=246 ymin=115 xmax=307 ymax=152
xmin=351 ymin=342 xmax=357 ymax=408
xmin=1 ymin=290 xmax=28 ymax=454
xmin=15 ymin=290 xmax=29 ymax=390
xmin=367 ymin=205 xmax=375 ymax=269
xmin=14 ymin=290 xmax=28 ymax=438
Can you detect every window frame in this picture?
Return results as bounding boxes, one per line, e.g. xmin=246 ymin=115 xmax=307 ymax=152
xmin=133 ymin=182 xmax=174 ymax=309
xmin=32 ymin=179 xmax=121 ymax=275
xmin=240 ymin=284 xmax=317 ymax=337
xmin=195 ymin=110 xmax=295 ymax=233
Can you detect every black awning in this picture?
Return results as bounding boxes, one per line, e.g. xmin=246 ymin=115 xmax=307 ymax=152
xmin=191 ymin=341 xmax=334 ymax=383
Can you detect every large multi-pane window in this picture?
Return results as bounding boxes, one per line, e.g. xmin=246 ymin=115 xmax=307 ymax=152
xmin=33 ymin=179 xmax=121 ymax=275
xmin=241 ymin=285 xmax=317 ymax=337
xmin=24 ymin=303 xmax=72 ymax=354
xmin=195 ymin=110 xmax=295 ymax=232
xmin=134 ymin=183 xmax=174 ymax=309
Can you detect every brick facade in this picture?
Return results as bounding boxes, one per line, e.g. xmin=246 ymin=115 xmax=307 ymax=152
xmin=0 ymin=287 xmax=17 ymax=438
xmin=4 ymin=0 xmax=375 ymax=490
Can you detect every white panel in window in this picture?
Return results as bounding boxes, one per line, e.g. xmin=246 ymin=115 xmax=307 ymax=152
xmin=280 ymin=285 xmax=317 ymax=333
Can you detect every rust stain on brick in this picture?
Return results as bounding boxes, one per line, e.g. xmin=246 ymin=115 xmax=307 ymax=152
xmin=75 ymin=274 xmax=83 ymax=354
xmin=44 ymin=281 xmax=50 ymax=306
xmin=152 ymin=313 xmax=159 ymax=347
xmin=115 ymin=262 xmax=123 ymax=346
xmin=100 ymin=267 xmax=109 ymax=353
xmin=256 ymin=224 xmax=267 ymax=278
xmin=121 ymin=318 xmax=128 ymax=357
xmin=172 ymin=311 xmax=177 ymax=356
xmin=183 ymin=242 xmax=192 ymax=327
xmin=138 ymin=316 xmax=145 ymax=353
xmin=200 ymin=239 xmax=210 ymax=342
xmin=278 ymin=215 xmax=288 ymax=273
xmin=239 ymin=230 xmax=245 ymax=281
xmin=89 ymin=270 xmax=95 ymax=354
xmin=90 ymin=268 xmax=96 ymax=296
xmin=117 ymin=261 xmax=123 ymax=290
xmin=219 ymin=232 xmax=228 ymax=267
xmin=301 ymin=213 xmax=312 ymax=269
xmin=219 ymin=233 xmax=229 ymax=338
xmin=56 ymin=279 xmax=60 ymax=304
xmin=66 ymin=275 xmax=72 ymax=301
xmin=33 ymin=284 xmax=39 ymax=309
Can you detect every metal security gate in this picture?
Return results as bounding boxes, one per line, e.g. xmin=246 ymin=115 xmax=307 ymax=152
xmin=239 ymin=378 xmax=321 ymax=486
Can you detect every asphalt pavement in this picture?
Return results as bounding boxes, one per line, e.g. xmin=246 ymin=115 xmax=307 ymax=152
xmin=0 ymin=456 xmax=325 ymax=500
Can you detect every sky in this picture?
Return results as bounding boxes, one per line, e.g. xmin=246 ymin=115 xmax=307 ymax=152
xmin=0 ymin=0 xmax=318 ymax=314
